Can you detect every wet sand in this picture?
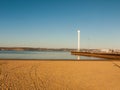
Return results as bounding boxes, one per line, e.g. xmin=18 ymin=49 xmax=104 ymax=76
xmin=0 ymin=60 xmax=120 ymax=90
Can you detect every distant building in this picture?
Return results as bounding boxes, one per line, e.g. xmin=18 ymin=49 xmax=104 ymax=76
xmin=100 ymin=49 xmax=111 ymax=53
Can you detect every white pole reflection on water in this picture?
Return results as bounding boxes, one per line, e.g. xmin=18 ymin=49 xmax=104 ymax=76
xmin=77 ymin=56 xmax=80 ymax=60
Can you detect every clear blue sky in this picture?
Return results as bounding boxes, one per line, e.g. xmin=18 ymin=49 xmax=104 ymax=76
xmin=0 ymin=0 xmax=120 ymax=49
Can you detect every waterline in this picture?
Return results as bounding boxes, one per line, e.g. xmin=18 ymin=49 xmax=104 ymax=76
xmin=0 ymin=51 xmax=102 ymax=60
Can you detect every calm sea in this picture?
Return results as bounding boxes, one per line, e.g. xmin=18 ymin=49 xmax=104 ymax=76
xmin=0 ymin=51 xmax=101 ymax=60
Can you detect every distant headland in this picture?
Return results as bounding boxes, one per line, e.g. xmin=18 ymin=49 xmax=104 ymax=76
xmin=0 ymin=47 xmax=75 ymax=51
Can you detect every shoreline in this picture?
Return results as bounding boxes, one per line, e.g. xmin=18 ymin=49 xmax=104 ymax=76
xmin=0 ymin=58 xmax=120 ymax=61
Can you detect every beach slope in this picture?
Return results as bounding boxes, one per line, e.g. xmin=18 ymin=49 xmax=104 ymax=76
xmin=0 ymin=60 xmax=120 ymax=90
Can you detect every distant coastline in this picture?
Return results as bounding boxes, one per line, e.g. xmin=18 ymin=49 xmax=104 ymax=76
xmin=0 ymin=47 xmax=75 ymax=51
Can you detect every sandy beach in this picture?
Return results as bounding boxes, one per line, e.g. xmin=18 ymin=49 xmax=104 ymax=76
xmin=0 ymin=59 xmax=120 ymax=90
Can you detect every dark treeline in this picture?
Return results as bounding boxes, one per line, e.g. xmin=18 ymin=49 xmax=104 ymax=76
xmin=0 ymin=47 xmax=75 ymax=51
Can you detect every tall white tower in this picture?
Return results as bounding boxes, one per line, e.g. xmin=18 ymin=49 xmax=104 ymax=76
xmin=77 ymin=30 xmax=80 ymax=52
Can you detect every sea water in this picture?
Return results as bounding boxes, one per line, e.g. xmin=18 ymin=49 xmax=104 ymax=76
xmin=0 ymin=51 xmax=101 ymax=60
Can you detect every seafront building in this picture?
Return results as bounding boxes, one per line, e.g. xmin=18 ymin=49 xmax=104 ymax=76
xmin=79 ymin=48 xmax=120 ymax=54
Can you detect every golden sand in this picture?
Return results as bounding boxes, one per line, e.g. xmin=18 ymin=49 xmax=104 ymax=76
xmin=0 ymin=60 xmax=120 ymax=90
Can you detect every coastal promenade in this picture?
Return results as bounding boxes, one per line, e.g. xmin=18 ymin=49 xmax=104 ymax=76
xmin=0 ymin=59 xmax=120 ymax=90
xmin=71 ymin=51 xmax=120 ymax=59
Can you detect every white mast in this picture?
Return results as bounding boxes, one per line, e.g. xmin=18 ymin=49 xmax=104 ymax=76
xmin=77 ymin=30 xmax=80 ymax=52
